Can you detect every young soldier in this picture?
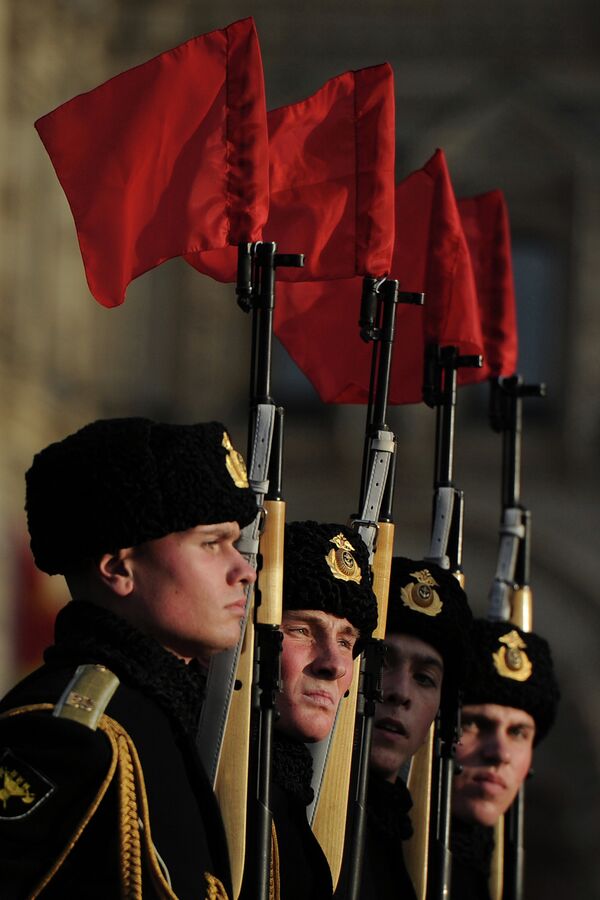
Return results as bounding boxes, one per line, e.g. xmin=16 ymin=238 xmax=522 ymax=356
xmin=267 ymin=520 xmax=378 ymax=900
xmin=361 ymin=556 xmax=473 ymax=900
xmin=0 ymin=417 xmax=257 ymax=900
xmin=450 ymin=618 xmax=560 ymax=899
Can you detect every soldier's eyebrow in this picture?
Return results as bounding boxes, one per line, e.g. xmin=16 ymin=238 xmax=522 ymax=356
xmin=195 ymin=522 xmax=241 ymax=541
xmin=384 ymin=644 xmax=444 ymax=673
xmin=411 ymin=652 xmax=444 ymax=672
xmin=282 ymin=611 xmax=360 ymax=641
xmin=509 ymin=718 xmax=535 ymax=732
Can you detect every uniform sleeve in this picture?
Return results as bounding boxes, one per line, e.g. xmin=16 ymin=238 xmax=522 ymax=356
xmin=0 ymin=708 xmax=114 ymax=899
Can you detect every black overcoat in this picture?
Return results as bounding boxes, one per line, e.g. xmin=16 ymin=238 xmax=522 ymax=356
xmin=0 ymin=601 xmax=231 ymax=900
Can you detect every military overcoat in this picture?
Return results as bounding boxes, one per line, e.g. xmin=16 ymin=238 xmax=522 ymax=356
xmin=0 ymin=601 xmax=232 ymax=900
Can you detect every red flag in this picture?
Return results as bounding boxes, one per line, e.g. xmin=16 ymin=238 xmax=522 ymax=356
xmin=274 ymin=149 xmax=484 ymax=404
xmin=458 ymin=190 xmax=518 ymax=377
xmin=187 ymin=62 xmax=396 ymax=281
xmin=35 ymin=17 xmax=268 ymax=308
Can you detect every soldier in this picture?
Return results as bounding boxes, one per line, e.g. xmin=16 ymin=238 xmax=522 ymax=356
xmin=266 ymin=520 xmax=378 ymax=900
xmin=450 ymin=618 xmax=560 ymax=899
xmin=360 ymin=556 xmax=473 ymax=900
xmin=0 ymin=417 xmax=257 ymax=899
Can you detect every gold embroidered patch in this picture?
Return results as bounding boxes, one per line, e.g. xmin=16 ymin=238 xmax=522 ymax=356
xmin=401 ymin=569 xmax=443 ymax=617
xmin=204 ymin=872 xmax=229 ymax=899
xmin=325 ymin=533 xmax=362 ymax=584
xmin=222 ymin=432 xmax=249 ymax=489
xmin=0 ymin=749 xmax=55 ymax=820
xmin=0 ymin=768 xmax=35 ymax=810
xmin=493 ymin=630 xmax=533 ymax=681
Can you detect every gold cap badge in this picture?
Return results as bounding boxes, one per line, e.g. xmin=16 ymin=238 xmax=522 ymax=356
xmin=222 ymin=432 xmax=249 ymax=489
xmin=325 ymin=533 xmax=362 ymax=584
xmin=493 ymin=630 xmax=533 ymax=681
xmin=401 ymin=569 xmax=443 ymax=617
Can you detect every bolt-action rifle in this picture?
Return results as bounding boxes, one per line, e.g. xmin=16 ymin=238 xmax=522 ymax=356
xmin=487 ymin=374 xmax=545 ymax=900
xmin=197 ymin=241 xmax=303 ymax=900
xmin=404 ymin=343 xmax=481 ymax=900
xmin=309 ymin=277 xmax=423 ymax=898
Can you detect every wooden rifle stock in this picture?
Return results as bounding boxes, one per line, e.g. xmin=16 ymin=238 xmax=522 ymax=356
xmin=492 ymin=518 xmax=533 ymax=900
xmin=487 ymin=376 xmax=543 ymax=900
xmin=210 ymin=244 xmax=302 ymax=899
xmin=490 ymin=577 xmax=531 ymax=900
xmin=217 ymin=497 xmax=285 ymax=899
xmin=344 ymin=523 xmax=394 ymax=900
xmin=311 ymin=521 xmax=394 ymax=890
xmin=215 ymin=613 xmax=255 ymax=898
xmin=405 ymin=727 xmax=435 ymax=900
xmin=249 ymin=492 xmax=285 ymax=900
xmin=241 ymin=246 xmax=300 ymax=900
xmin=510 ymin=585 xmax=533 ymax=634
xmin=411 ymin=345 xmax=481 ymax=900
xmin=370 ymin=522 xmax=394 ymax=642
xmin=310 ymin=279 xmax=416 ymax=895
xmin=311 ymin=661 xmax=361 ymax=889
xmin=256 ymin=499 xmax=285 ymax=625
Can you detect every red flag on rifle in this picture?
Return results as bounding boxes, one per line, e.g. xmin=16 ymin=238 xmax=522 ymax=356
xmin=458 ymin=190 xmax=518 ymax=378
xmin=35 ymin=17 xmax=268 ymax=308
xmin=275 ymin=149 xmax=484 ymax=404
xmin=187 ymin=62 xmax=396 ymax=281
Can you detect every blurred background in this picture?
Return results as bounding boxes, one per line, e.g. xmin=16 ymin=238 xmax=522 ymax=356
xmin=0 ymin=1 xmax=598 ymax=895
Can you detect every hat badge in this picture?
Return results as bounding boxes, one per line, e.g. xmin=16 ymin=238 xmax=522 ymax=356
xmin=493 ymin=630 xmax=533 ymax=682
xmin=401 ymin=569 xmax=443 ymax=617
xmin=222 ymin=432 xmax=249 ymax=489
xmin=325 ymin=533 xmax=362 ymax=584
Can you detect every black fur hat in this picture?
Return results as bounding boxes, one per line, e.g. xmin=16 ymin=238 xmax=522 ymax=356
xmin=283 ymin=521 xmax=378 ymax=651
xmin=463 ymin=619 xmax=560 ymax=745
xmin=385 ymin=557 xmax=473 ymax=692
xmin=26 ymin=418 xmax=257 ymax=575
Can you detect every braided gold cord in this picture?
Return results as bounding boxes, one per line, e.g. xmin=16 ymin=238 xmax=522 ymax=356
xmin=114 ymin=718 xmax=180 ymax=900
xmin=0 ymin=703 xmax=55 ymax=720
xmin=115 ymin=730 xmax=143 ymax=899
xmin=204 ymin=873 xmax=229 ymax=899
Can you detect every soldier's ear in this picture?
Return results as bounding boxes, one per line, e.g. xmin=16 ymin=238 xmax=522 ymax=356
xmin=97 ymin=549 xmax=135 ymax=596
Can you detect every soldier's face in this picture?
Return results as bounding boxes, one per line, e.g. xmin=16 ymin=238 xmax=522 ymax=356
xmin=276 ymin=610 xmax=359 ymax=742
xmin=370 ymin=633 xmax=443 ymax=782
xmin=122 ymin=521 xmax=256 ymax=660
xmin=452 ymin=703 xmax=535 ymax=826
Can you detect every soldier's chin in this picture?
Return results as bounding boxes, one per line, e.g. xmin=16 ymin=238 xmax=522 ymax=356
xmin=300 ymin=709 xmax=335 ymax=744
xmin=454 ymin=796 xmax=504 ymax=828
xmin=301 ymin=715 xmax=336 ymax=743
xmin=282 ymin=709 xmax=335 ymax=743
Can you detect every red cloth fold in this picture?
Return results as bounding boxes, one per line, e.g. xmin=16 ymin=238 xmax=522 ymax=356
xmin=458 ymin=190 xmax=518 ymax=378
xmin=187 ymin=62 xmax=396 ymax=282
xmin=274 ymin=149 xmax=485 ymax=404
xmin=35 ymin=17 xmax=268 ymax=308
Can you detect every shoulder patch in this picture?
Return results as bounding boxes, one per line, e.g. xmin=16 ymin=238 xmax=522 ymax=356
xmin=0 ymin=748 xmax=55 ymax=819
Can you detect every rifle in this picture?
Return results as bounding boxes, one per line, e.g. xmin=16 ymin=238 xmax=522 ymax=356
xmin=310 ymin=277 xmax=423 ymax=897
xmin=404 ymin=343 xmax=481 ymax=900
xmin=487 ymin=374 xmax=545 ymax=900
xmin=198 ymin=241 xmax=303 ymax=899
